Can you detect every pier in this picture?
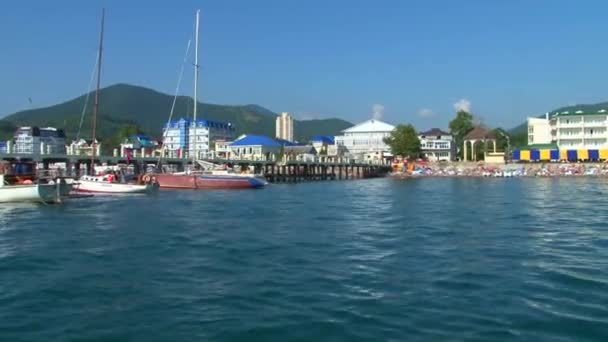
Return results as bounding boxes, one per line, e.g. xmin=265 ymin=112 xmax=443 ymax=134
xmin=0 ymin=153 xmax=391 ymax=183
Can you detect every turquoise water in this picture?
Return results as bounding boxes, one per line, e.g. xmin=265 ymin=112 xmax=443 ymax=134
xmin=1 ymin=178 xmax=608 ymax=341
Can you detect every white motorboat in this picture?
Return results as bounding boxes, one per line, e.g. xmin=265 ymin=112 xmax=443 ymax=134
xmin=0 ymin=166 xmax=73 ymax=204
xmin=0 ymin=178 xmax=58 ymax=204
xmin=74 ymin=174 xmax=158 ymax=194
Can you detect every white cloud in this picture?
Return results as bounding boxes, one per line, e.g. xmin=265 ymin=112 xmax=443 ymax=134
xmin=453 ymin=98 xmax=471 ymax=112
xmin=417 ymin=108 xmax=434 ymax=118
xmin=372 ymin=104 xmax=384 ymax=120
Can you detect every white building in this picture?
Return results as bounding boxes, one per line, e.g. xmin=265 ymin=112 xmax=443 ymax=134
xmin=527 ymin=114 xmax=552 ymax=145
xmin=327 ymin=144 xmax=347 ymax=157
xmin=228 ymin=134 xmax=289 ymax=160
xmin=418 ymin=128 xmax=456 ymax=161
xmin=67 ymin=139 xmax=102 ymax=156
xmin=13 ymin=126 xmax=66 ymax=155
xmin=527 ymin=108 xmax=608 ymax=149
xmin=163 ymin=118 xmax=235 ymax=158
xmin=284 ymin=145 xmax=317 ymax=162
xmin=553 ymin=110 xmax=608 ymax=149
xmin=276 ymin=112 xmax=294 ymax=142
xmin=214 ymin=140 xmax=232 ymax=159
xmin=119 ymin=134 xmax=159 ymax=158
xmin=334 ymin=119 xmax=395 ymax=159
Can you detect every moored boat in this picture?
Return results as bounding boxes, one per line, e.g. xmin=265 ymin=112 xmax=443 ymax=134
xmin=72 ymin=9 xmax=157 ymax=195
xmin=0 ymin=181 xmax=63 ymax=204
xmin=153 ymin=169 xmax=267 ymax=189
xmin=0 ymin=160 xmax=73 ymax=204
xmin=149 ymin=10 xmax=267 ymax=190
xmin=74 ymin=173 xmax=158 ymax=194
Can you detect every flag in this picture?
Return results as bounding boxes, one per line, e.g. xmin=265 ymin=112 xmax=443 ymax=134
xmin=126 ymin=149 xmax=132 ymax=163
xmin=28 ymin=97 xmax=32 ymax=104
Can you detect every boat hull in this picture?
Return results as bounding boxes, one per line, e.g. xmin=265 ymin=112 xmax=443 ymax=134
xmin=0 ymin=184 xmax=63 ymax=204
xmin=154 ymin=173 xmax=266 ymax=189
xmin=74 ymin=179 xmax=157 ymax=194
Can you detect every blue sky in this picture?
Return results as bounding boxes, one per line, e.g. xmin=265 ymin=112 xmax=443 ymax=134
xmin=2 ymin=0 xmax=608 ymax=129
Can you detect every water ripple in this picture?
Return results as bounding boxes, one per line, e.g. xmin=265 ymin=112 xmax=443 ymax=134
xmin=1 ymin=178 xmax=608 ymax=341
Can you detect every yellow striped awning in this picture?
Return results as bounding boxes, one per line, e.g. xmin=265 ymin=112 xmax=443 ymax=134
xmin=520 ymin=150 xmax=530 ymax=161
xmin=560 ymin=149 xmax=568 ymax=160
xmin=540 ymin=149 xmax=551 ymax=161
xmin=600 ymin=149 xmax=608 ymax=160
xmin=578 ymin=149 xmax=589 ymax=160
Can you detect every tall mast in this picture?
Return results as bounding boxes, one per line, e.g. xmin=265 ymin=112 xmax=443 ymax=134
xmin=91 ymin=8 xmax=105 ymax=173
xmin=192 ymin=9 xmax=200 ymax=161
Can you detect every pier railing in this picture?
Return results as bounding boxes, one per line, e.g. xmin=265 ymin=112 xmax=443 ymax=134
xmin=0 ymin=152 xmax=391 ymax=166
xmin=0 ymin=152 xmax=392 ymax=183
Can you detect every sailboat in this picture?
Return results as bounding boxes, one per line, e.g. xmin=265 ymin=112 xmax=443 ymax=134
xmin=150 ymin=10 xmax=267 ymax=189
xmin=73 ymin=9 xmax=158 ymax=194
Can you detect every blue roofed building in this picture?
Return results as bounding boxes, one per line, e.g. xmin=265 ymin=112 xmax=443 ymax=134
xmin=311 ymin=135 xmax=335 ymax=155
xmin=162 ymin=118 xmax=235 ymax=158
xmin=120 ymin=134 xmax=159 ymax=157
xmin=312 ymin=136 xmax=335 ymax=144
xmin=227 ymin=134 xmax=299 ymax=160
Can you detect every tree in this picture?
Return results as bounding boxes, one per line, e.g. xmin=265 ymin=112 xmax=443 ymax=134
xmin=493 ymin=128 xmax=510 ymax=152
xmin=449 ymin=110 xmax=474 ymax=159
xmin=103 ymin=123 xmax=144 ymax=154
xmin=383 ymin=124 xmax=421 ymax=160
xmin=510 ymin=131 xmax=528 ymax=148
xmin=116 ymin=123 xmax=143 ymax=142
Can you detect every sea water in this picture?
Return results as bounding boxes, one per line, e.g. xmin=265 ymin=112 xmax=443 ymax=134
xmin=0 ymin=178 xmax=607 ymax=341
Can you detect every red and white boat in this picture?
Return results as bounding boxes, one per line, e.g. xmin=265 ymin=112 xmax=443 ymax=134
xmin=153 ymin=169 xmax=267 ymax=189
xmin=150 ymin=10 xmax=268 ymax=190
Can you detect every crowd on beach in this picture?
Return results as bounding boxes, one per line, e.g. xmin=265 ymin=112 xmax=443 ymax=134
xmin=392 ymin=161 xmax=608 ymax=177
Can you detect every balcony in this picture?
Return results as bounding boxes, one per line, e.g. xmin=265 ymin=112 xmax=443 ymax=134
xmin=584 ymin=121 xmax=607 ymax=128
xmin=558 ymin=133 xmax=584 ymax=140
xmin=557 ymin=121 xmax=583 ymax=128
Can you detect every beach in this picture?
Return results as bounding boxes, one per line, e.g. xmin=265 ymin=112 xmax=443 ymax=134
xmin=392 ymin=161 xmax=608 ymax=177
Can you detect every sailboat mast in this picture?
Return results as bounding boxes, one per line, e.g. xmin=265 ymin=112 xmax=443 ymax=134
xmin=192 ymin=9 xmax=200 ymax=161
xmin=91 ymin=8 xmax=105 ymax=172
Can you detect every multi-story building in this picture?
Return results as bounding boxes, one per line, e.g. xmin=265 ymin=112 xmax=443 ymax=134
xmin=13 ymin=126 xmax=66 ymax=154
xmin=418 ymin=128 xmax=456 ymax=161
xmin=334 ymin=119 xmax=395 ymax=159
xmin=162 ymin=118 xmax=235 ymax=158
xmin=527 ymin=109 xmax=608 ymax=149
xmin=275 ymin=112 xmax=294 ymax=142
xmin=527 ymin=114 xmax=553 ymax=145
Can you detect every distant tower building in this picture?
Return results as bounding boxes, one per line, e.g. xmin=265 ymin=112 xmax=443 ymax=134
xmin=275 ymin=112 xmax=294 ymax=142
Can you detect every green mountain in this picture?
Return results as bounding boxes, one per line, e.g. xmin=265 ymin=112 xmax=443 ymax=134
xmin=1 ymin=83 xmax=352 ymax=145
xmin=0 ymin=120 xmax=17 ymax=141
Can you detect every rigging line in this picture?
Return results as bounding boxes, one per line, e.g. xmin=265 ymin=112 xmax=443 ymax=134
xmin=157 ymin=38 xmax=193 ymax=168
xmin=76 ymin=53 xmax=98 ymax=141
